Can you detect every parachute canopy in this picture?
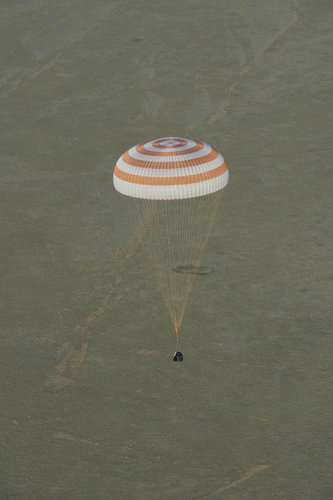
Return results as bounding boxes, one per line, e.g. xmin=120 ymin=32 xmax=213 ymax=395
xmin=113 ymin=137 xmax=229 ymax=200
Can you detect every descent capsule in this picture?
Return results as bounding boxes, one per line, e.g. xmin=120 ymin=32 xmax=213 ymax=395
xmin=173 ymin=351 xmax=183 ymax=362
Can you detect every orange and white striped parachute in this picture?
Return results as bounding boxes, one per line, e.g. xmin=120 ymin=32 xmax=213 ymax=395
xmin=113 ymin=137 xmax=229 ymax=354
xmin=113 ymin=137 xmax=229 ymax=200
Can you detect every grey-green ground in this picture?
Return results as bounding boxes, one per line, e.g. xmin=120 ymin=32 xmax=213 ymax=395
xmin=1 ymin=1 xmax=332 ymax=498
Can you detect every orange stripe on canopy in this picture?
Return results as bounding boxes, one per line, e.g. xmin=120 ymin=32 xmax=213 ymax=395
xmin=114 ymin=162 xmax=227 ymax=186
xmin=121 ymin=148 xmax=219 ymax=169
xmin=136 ymin=140 xmax=205 ymax=156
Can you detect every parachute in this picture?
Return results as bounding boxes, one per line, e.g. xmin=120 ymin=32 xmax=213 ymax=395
xmin=113 ymin=137 xmax=229 ymax=355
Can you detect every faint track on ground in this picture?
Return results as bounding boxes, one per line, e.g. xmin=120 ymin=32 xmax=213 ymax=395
xmin=204 ymin=0 xmax=299 ymax=130
xmin=198 ymin=464 xmax=271 ymax=498
xmin=45 ymin=225 xmax=147 ymax=391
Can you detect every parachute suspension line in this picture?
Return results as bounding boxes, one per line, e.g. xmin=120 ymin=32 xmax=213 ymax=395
xmin=130 ymin=189 xmax=223 ymax=348
xmin=133 ymin=197 xmax=178 ymax=333
xmin=177 ymin=190 xmax=222 ymax=324
xmin=153 ymin=198 xmax=176 ymax=329
xmin=144 ymin=164 xmax=218 ymax=335
xmin=175 ymin=330 xmax=179 ymax=352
